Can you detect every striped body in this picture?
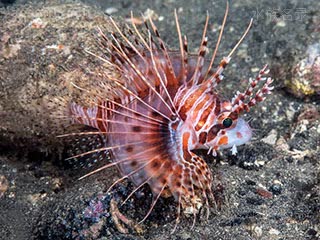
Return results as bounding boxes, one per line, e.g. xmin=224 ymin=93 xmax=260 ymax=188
xmin=66 ymin=5 xmax=274 ymax=225
xmin=70 ymin=53 xmax=219 ymax=212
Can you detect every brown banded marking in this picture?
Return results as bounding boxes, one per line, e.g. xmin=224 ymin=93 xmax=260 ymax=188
xmin=61 ymin=1 xmax=274 ymax=231
xmin=198 ymin=132 xmax=207 ymax=144
xmin=207 ymin=124 xmax=222 ymax=142
xmin=191 ymin=12 xmax=210 ymax=86
xmin=177 ymin=86 xmax=210 ymax=121
xmin=147 ymin=15 xmax=178 ymax=85
xmin=194 ymin=98 xmax=215 ymax=131
xmin=182 ymin=132 xmax=192 ymax=161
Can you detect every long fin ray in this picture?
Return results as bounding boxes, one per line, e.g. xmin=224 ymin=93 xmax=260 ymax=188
xmin=109 ymin=29 xmax=177 ymax=119
xmin=192 ymin=12 xmax=210 ymax=85
xmin=78 ymin=143 xmax=166 ymax=180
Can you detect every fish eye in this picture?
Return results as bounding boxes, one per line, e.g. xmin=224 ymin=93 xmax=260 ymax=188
xmin=222 ymin=117 xmax=233 ymax=128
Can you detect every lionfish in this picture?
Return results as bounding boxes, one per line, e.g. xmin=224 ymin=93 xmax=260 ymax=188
xmin=62 ymin=3 xmax=273 ymax=229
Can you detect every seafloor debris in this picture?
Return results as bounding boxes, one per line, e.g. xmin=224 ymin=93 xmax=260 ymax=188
xmin=286 ymin=43 xmax=320 ymax=98
xmin=110 ymin=198 xmax=143 ymax=234
xmin=0 ymin=175 xmax=9 ymax=198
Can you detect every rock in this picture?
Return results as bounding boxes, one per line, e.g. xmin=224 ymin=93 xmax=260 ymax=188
xmin=261 ymin=129 xmax=278 ymax=145
xmin=0 ymin=1 xmax=113 ymax=153
xmin=285 ymin=42 xmax=320 ymax=98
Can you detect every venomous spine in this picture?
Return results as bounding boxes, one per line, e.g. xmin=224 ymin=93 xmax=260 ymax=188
xmin=62 ymin=3 xmax=273 ymax=227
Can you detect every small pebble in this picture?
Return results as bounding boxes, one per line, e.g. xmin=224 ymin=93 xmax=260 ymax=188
xmin=254 ymin=160 xmax=266 ymax=167
xmin=276 ymin=20 xmax=286 ymax=27
xmin=51 ymin=178 xmax=63 ymax=192
xmin=28 ymin=193 xmax=47 ymax=205
xmin=269 ymin=183 xmax=282 ymax=195
xmin=261 ymin=129 xmax=278 ymax=145
xmin=29 ymin=17 xmax=47 ymax=29
xmin=105 ymin=7 xmax=118 ymax=15
xmin=143 ymin=8 xmax=158 ymax=20
xmin=306 ymin=228 xmax=317 ymax=236
xmin=247 ymin=224 xmax=263 ymax=237
xmin=269 ymin=228 xmax=280 ymax=235
xmin=8 ymin=192 xmax=15 ymax=198
xmin=256 ymin=187 xmax=273 ymax=199
xmin=253 ymin=226 xmax=263 ymax=237
xmin=251 ymin=67 xmax=260 ymax=72
xmin=246 ymin=197 xmax=264 ymax=205
xmin=273 ymin=180 xmax=283 ymax=185
xmin=246 ymin=179 xmax=256 ymax=186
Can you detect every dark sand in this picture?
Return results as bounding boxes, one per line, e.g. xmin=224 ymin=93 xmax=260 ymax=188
xmin=0 ymin=0 xmax=319 ymax=239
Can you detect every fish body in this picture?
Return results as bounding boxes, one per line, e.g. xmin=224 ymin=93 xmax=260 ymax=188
xmin=66 ymin=5 xmax=273 ymax=223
